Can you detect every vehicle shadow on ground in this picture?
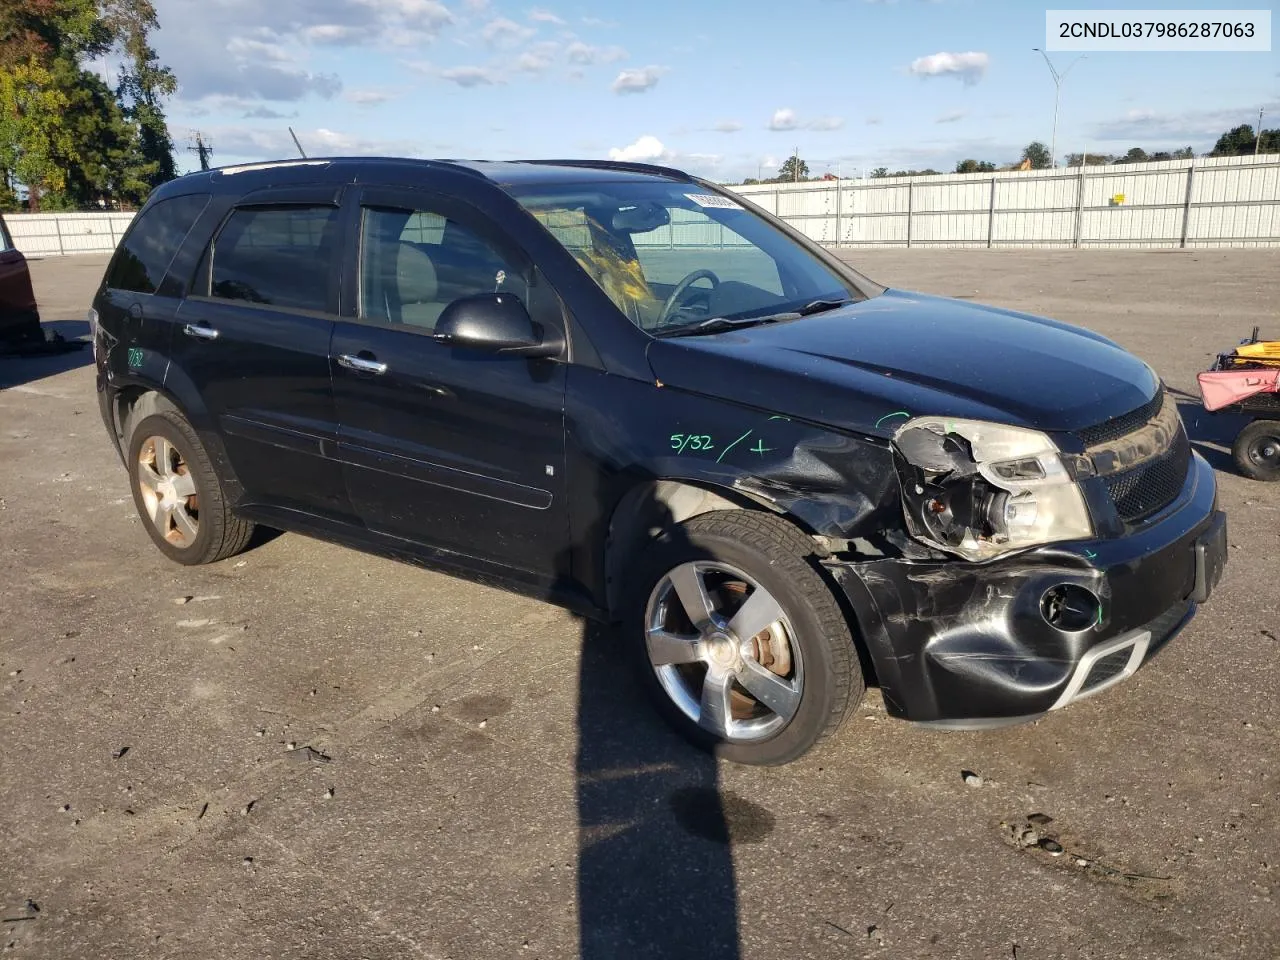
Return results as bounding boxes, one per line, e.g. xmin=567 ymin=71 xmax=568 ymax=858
xmin=0 ymin=321 xmax=92 ymax=390
xmin=1174 ymin=396 xmax=1250 ymax=474
xmin=573 ymin=499 xmax=744 ymax=960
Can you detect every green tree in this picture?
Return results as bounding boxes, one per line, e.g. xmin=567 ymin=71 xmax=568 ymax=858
xmin=1208 ymin=125 xmax=1279 ymax=156
xmin=955 ymin=159 xmax=995 ymax=173
xmin=1115 ymin=147 xmax=1149 ymax=164
xmin=1210 ymin=125 xmax=1256 ymax=156
xmin=0 ymin=56 xmax=77 ymax=209
xmin=0 ymin=0 xmax=108 ymax=66
xmin=1065 ymin=152 xmax=1113 ymax=167
xmin=0 ymin=0 xmax=176 ymax=208
xmin=776 ymin=154 xmax=809 ymax=182
xmin=1021 ymin=141 xmax=1052 ymax=169
xmin=869 ymin=167 xmax=888 ymax=179
xmin=50 ymin=57 xmax=147 ymax=207
xmin=106 ymin=0 xmax=176 ymax=190
xmin=1172 ymin=146 xmax=1194 ymax=160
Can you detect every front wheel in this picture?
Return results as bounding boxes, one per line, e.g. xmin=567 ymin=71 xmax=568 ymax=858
xmin=627 ymin=511 xmax=863 ymax=765
xmin=1233 ymin=420 xmax=1280 ymax=482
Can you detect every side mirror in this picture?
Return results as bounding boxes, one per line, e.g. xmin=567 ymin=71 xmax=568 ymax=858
xmin=433 ymin=293 xmax=561 ymax=358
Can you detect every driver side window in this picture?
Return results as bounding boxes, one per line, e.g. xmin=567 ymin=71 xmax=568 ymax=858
xmin=359 ymin=206 xmax=526 ymax=331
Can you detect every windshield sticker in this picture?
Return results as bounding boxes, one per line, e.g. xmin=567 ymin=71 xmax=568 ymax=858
xmin=685 ymin=193 xmax=741 ymax=210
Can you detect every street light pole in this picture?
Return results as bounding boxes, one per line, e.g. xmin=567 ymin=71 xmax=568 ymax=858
xmin=1032 ymin=48 xmax=1086 ymax=167
xmin=1256 ymin=108 xmax=1265 ymax=156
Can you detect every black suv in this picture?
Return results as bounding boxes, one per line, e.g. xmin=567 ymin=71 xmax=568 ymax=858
xmin=91 ymin=158 xmax=1227 ymax=764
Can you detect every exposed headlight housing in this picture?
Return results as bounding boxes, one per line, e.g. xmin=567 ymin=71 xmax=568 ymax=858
xmin=892 ymin=417 xmax=1093 ymax=561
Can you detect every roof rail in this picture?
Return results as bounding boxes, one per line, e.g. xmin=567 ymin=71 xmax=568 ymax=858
xmin=515 ymin=159 xmax=691 ymax=181
xmin=211 ymin=156 xmax=490 ymax=181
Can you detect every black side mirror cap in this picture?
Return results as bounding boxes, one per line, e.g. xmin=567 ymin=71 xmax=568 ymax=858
xmin=432 ymin=293 xmax=561 ymax=359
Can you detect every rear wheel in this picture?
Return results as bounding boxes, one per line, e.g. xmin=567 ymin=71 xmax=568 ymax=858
xmin=127 ymin=411 xmax=255 ymax=565
xmin=627 ymin=511 xmax=863 ymax=765
xmin=1233 ymin=420 xmax=1280 ymax=482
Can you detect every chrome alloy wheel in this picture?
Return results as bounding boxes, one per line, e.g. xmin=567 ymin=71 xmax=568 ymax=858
xmin=644 ymin=561 xmax=804 ymax=742
xmin=136 ymin=435 xmax=199 ymax=548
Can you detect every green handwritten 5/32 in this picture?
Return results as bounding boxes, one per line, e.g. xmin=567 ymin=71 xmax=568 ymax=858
xmin=671 ymin=434 xmax=714 ymax=453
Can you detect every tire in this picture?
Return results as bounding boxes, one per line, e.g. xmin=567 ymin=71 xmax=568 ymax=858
xmin=1232 ymin=420 xmax=1280 ymax=482
xmin=126 ymin=411 xmax=255 ymax=565
xmin=626 ymin=510 xmax=863 ymax=765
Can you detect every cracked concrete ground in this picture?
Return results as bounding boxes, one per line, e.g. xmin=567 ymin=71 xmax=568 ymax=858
xmin=2 ymin=249 xmax=1277 ymax=960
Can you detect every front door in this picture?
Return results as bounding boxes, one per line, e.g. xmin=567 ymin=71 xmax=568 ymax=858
xmin=330 ymin=187 xmax=568 ymax=579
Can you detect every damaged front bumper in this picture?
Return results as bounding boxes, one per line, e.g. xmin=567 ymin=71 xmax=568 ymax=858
xmin=828 ymin=451 xmax=1226 ymax=726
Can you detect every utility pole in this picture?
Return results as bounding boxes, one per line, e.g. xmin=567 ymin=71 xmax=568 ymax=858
xmin=794 ymin=145 xmax=799 ymax=182
xmin=1032 ymin=48 xmax=1086 ymax=168
xmin=1256 ymin=108 xmax=1265 ymax=156
xmin=187 ymin=132 xmax=213 ymax=171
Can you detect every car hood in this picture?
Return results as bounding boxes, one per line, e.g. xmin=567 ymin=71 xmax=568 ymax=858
xmin=645 ymin=289 xmax=1160 ymax=439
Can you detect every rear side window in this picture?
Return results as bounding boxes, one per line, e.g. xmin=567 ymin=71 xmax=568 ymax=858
xmin=209 ymin=206 xmax=338 ymax=312
xmin=105 ymin=194 xmax=209 ymax=294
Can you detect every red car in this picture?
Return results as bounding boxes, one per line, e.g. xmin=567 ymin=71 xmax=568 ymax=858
xmin=0 ymin=213 xmax=42 ymax=347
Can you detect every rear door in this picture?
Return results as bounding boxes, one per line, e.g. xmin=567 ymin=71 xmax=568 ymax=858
xmin=95 ymin=194 xmax=210 ymax=380
xmin=330 ymin=185 xmax=569 ymax=577
xmin=168 ymin=188 xmax=351 ymax=521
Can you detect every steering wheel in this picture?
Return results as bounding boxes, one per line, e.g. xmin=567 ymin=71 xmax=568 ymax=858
xmin=657 ymin=269 xmax=721 ymax=327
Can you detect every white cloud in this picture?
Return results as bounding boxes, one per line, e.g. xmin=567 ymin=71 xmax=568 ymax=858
xmin=866 ymin=117 xmax=882 ymax=125
xmin=516 ymin=51 xmax=552 ymax=73
xmin=908 ymin=50 xmax=989 ymax=85
xmin=769 ymin=108 xmax=797 ymax=131
xmin=345 ymin=89 xmax=396 ymax=105
xmin=713 ymin=120 xmax=743 ymax=133
xmin=201 ymin=124 xmax=427 ymax=162
xmin=611 ymin=65 xmax=664 ymax=94
xmin=566 ymin=40 xmax=627 ymax=64
xmin=935 ymin=109 xmax=967 ymax=123
xmin=481 ymin=16 xmax=535 ymax=46
xmin=242 ymin=105 xmax=297 ymax=119
xmin=302 ymin=24 xmax=365 ymax=44
xmin=608 ymin=134 xmax=667 ymax=162
xmin=1091 ymin=100 xmax=1280 ymax=144
xmin=152 ymin=0 xmax=457 ymax=104
xmin=463 ymin=0 xmax=489 ymax=10
xmin=225 ymin=38 xmax=293 ymax=63
xmin=528 ymin=7 xmax=565 ymax=24
xmin=439 ymin=65 xmax=502 ymax=86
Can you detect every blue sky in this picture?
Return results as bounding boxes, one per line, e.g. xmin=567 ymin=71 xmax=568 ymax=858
xmin=141 ymin=0 xmax=1279 ymax=181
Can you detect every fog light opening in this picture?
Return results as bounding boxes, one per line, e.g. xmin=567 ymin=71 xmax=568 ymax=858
xmin=1041 ymin=584 xmax=1101 ymax=633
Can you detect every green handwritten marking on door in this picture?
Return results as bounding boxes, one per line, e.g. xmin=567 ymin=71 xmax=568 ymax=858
xmin=750 ymin=440 xmax=774 ymax=456
xmin=875 ymin=411 xmax=911 ymax=429
xmin=716 ymin=430 xmax=753 ymax=464
xmin=670 ymin=434 xmax=714 ymax=454
xmin=127 ymin=347 xmax=144 ymax=368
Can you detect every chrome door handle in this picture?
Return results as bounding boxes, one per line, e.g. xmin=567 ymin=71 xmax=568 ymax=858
xmin=337 ymin=354 xmax=388 ymax=375
xmin=183 ymin=323 xmax=219 ymax=341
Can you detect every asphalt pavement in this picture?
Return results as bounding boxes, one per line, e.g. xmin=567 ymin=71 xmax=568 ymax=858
xmin=1 ymin=249 xmax=1277 ymax=960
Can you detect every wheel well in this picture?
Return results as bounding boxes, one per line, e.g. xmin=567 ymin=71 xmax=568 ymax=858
xmin=603 ymin=479 xmax=811 ymax=617
xmin=113 ymin=388 xmax=181 ymax=448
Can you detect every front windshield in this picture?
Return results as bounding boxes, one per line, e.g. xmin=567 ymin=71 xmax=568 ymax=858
xmin=509 ymin=180 xmax=876 ymax=335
